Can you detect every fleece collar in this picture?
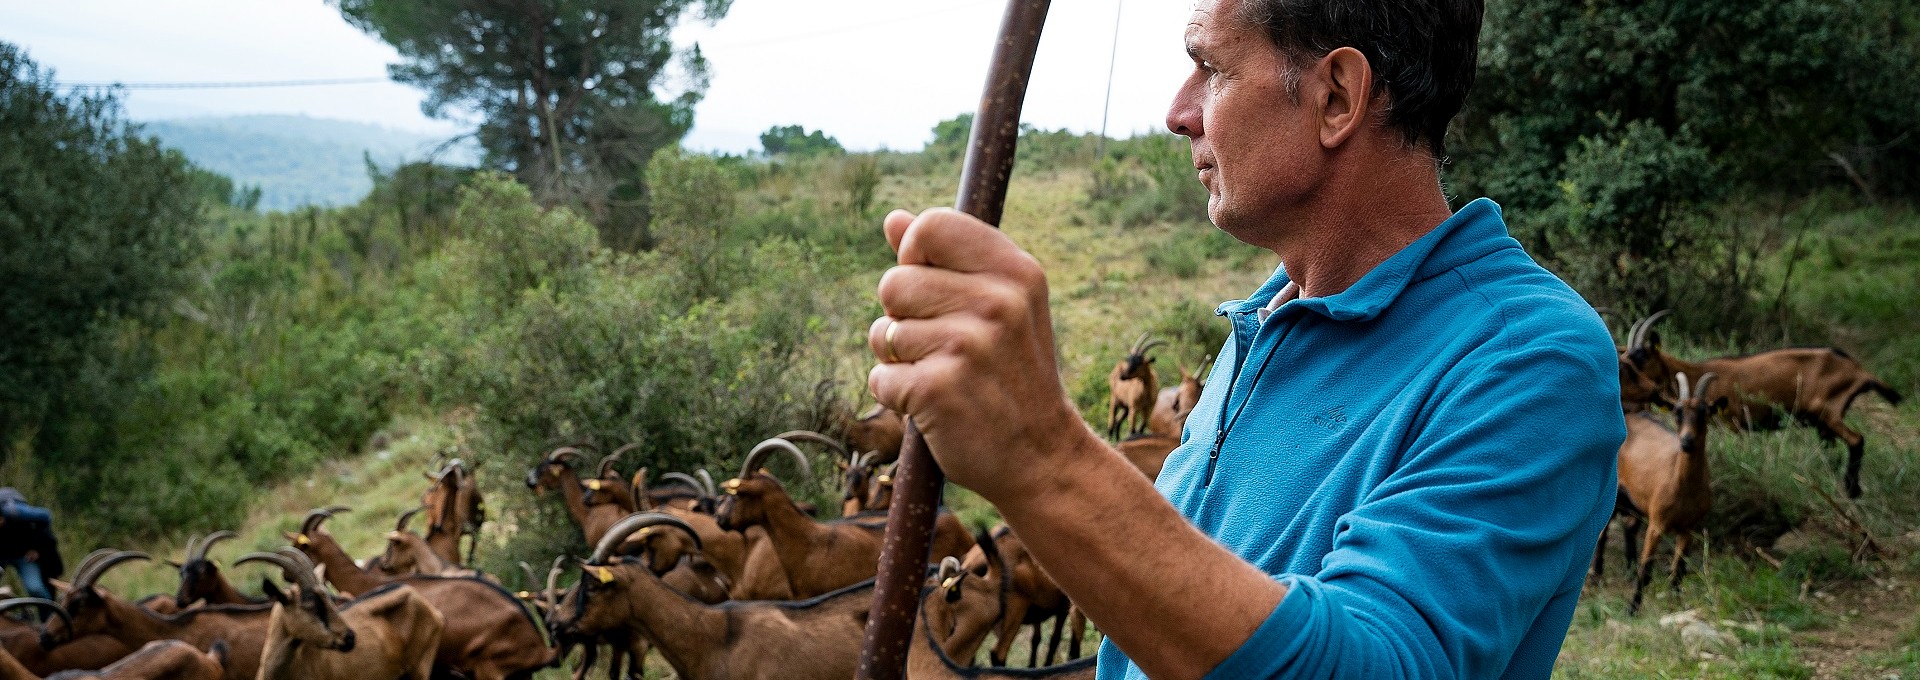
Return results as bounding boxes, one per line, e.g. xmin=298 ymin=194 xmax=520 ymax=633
xmin=1216 ymin=198 xmax=1513 ymax=323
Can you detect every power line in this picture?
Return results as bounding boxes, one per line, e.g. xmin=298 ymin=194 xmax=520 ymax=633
xmin=55 ymin=77 xmax=388 ymax=90
xmin=698 ymin=0 xmax=998 ymax=51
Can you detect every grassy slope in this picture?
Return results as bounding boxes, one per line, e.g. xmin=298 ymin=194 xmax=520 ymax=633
xmin=48 ymin=162 xmax=1920 ymax=679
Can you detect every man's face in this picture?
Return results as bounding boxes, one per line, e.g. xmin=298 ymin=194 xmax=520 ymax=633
xmin=1166 ymin=0 xmax=1326 ymax=245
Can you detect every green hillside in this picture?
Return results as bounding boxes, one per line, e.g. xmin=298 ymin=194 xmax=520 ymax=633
xmin=142 ymin=115 xmax=477 ymax=210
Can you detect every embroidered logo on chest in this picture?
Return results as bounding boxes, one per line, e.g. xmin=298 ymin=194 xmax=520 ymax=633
xmin=1312 ymin=406 xmax=1347 ymax=431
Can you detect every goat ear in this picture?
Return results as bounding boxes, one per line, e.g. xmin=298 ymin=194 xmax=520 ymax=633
xmin=261 ymin=578 xmax=287 ymax=604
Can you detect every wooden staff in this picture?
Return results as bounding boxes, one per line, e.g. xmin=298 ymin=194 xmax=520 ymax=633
xmin=855 ymin=1 xmax=1052 ymax=677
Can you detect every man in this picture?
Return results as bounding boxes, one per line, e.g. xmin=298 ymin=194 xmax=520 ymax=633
xmin=0 ymin=487 xmax=61 ymax=601
xmin=866 ymin=0 xmax=1622 ymax=677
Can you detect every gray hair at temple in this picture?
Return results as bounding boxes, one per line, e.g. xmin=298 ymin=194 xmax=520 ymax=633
xmin=1235 ymin=0 xmax=1484 ymax=158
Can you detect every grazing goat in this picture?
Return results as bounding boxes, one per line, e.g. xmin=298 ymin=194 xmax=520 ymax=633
xmin=838 ymin=451 xmax=885 ymax=517
xmin=376 ymin=509 xmax=475 ymax=578
xmin=2 ymin=639 xmax=227 ymax=680
xmin=843 ymin=405 xmax=905 ymax=465
xmin=548 ymin=513 xmax=875 ymax=680
xmin=1624 ymin=311 xmax=1903 ymax=498
xmin=419 ymin=458 xmax=483 ymax=567
xmin=525 ymin=447 xmax=630 ymax=545
xmin=1107 ymin=333 xmax=1165 ymax=439
xmin=716 ymin=439 xmax=974 ymax=598
xmin=0 ymin=598 xmax=133 ymax=677
xmin=1148 ymin=355 xmax=1209 ymax=436
xmin=246 ymin=550 xmax=441 ymax=680
xmin=1603 ymin=373 xmax=1721 ymax=615
xmin=39 ymin=552 xmax=270 ymax=680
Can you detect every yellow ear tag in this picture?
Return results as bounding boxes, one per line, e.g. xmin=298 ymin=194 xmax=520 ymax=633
xmin=586 ymin=480 xmax=602 ymax=490
xmin=722 ymin=480 xmax=740 ymax=495
xmin=386 ymin=531 xmax=403 ymax=541
xmin=295 ymin=534 xmax=311 ymax=546
xmin=876 ymin=475 xmax=892 ymax=484
xmin=516 ymin=591 xmax=532 ymax=599
xmin=595 ymin=567 xmax=614 ymax=583
xmin=940 ymin=577 xmax=960 ymax=591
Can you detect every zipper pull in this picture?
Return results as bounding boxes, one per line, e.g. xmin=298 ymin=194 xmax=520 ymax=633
xmin=1202 ymin=428 xmax=1225 ymax=486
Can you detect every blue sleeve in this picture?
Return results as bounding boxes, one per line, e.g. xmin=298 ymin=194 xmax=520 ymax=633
xmin=1204 ymin=343 xmax=1623 ymax=679
xmin=1 ymin=500 xmax=52 ymax=524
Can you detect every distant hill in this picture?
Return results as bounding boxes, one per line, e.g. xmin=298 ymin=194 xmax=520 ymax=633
xmin=140 ymin=115 xmax=478 ymax=211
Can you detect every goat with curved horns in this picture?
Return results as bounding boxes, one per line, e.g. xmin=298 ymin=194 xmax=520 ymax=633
xmin=1107 ymin=333 xmax=1166 ymax=440
xmin=716 ymin=438 xmax=974 ymax=599
xmin=1624 ymin=310 xmax=1904 ymax=497
xmin=247 ymin=549 xmax=442 ymax=680
xmin=549 ymin=512 xmax=876 ymax=680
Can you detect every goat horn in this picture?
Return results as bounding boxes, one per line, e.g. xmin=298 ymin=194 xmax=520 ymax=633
xmin=773 ymin=430 xmax=850 ymax=457
xmin=0 ymin=598 xmax=70 ymax=631
xmin=69 ymin=548 xmax=117 ymax=587
xmin=274 ymin=547 xmax=326 ymax=596
xmin=396 ymin=506 xmax=425 ymax=532
xmin=739 ymin=437 xmax=813 ymax=481
xmin=1138 ymin=338 xmax=1167 ymax=355
xmin=600 ymin=444 xmax=639 ymax=478
xmin=546 ymin=446 xmax=588 ymax=465
xmin=857 ymin=404 xmax=885 ymax=420
xmin=1127 ymin=331 xmax=1151 ymax=355
xmin=301 ymin=506 xmax=350 ymax=535
xmin=183 ymin=534 xmax=204 ymax=565
xmin=193 ymin=530 xmax=238 ymax=563
xmin=590 ymin=512 xmax=702 ymax=564
xmin=658 ymin=472 xmax=707 ymax=495
xmin=545 ymin=556 xmax=566 ymax=602
xmin=1676 ymin=372 xmax=1693 ymax=403
xmin=517 ymin=561 xmax=539 ymax=589
xmin=236 ymin=551 xmax=317 ymax=596
xmin=74 ymin=551 xmax=151 ymax=593
xmin=936 ymin=556 xmax=961 ymax=586
xmin=1693 ymin=373 xmax=1718 ymax=402
xmin=695 ymin=469 xmax=717 ymax=498
xmin=1631 ymin=310 xmax=1671 ymax=351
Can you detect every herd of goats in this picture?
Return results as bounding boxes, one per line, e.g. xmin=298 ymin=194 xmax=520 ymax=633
xmin=0 ymin=311 xmax=1906 ymax=680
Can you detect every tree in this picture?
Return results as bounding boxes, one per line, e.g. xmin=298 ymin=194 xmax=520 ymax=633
xmin=759 ymin=125 xmax=843 ymax=157
xmin=1450 ymin=0 xmax=1920 ymax=327
xmin=332 ymin=0 xmax=732 ymax=249
xmin=0 ymin=42 xmax=211 ymax=452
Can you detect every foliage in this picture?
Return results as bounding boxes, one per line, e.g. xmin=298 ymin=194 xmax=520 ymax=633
xmin=332 ymin=0 xmax=732 ymax=248
xmin=759 ymin=124 xmax=843 ymax=157
xmin=0 ymin=43 xmax=210 ymax=457
xmin=1085 ymin=133 xmax=1209 ymax=227
xmin=1453 ymin=0 xmax=1920 ymax=333
xmin=645 ymin=148 xmax=743 ymax=301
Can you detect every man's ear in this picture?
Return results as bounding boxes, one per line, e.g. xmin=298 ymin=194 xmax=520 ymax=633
xmin=1317 ymin=46 xmax=1374 ymax=149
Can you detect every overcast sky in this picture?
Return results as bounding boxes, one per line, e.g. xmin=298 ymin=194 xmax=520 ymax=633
xmin=0 ymin=0 xmax=1194 ymax=154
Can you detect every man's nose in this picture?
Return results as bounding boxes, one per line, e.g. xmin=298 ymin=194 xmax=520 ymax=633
xmin=1166 ymin=75 xmax=1203 ymax=137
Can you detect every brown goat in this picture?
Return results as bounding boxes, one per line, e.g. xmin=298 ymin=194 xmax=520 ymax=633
xmin=279 ymin=510 xmax=557 ymax=679
xmin=247 ymin=550 xmax=441 ymax=680
xmin=39 ymin=552 xmax=271 ymax=680
xmin=1114 ymin=434 xmax=1180 ymax=482
xmin=1624 ymin=311 xmax=1903 ymax=498
xmin=959 ymin=526 xmax=1084 ymax=667
xmin=0 ymin=598 xmax=134 ymax=677
xmin=715 ymin=439 xmax=974 ymax=599
xmin=1149 ymin=355 xmax=1209 ymax=436
xmin=376 ymin=509 xmax=475 ymax=578
xmin=170 ymin=532 xmax=260 ymax=608
xmin=2 ymin=639 xmax=227 ymax=680
xmin=526 ymin=447 xmax=633 ymax=546
xmin=1107 ymin=333 xmax=1166 ymax=440
xmin=1604 ymin=373 xmax=1721 ymax=615
xmin=419 ymin=458 xmax=484 ymax=567
xmin=912 ymin=577 xmax=1097 ymax=680
xmin=843 ymin=405 xmax=906 ymax=465
xmin=548 ymin=513 xmax=875 ymax=680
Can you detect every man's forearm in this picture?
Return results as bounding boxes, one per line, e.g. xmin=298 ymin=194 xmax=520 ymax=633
xmin=990 ymin=429 xmax=1286 ymax=680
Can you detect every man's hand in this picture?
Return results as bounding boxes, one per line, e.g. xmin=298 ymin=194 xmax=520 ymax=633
xmin=866 ymin=208 xmax=1095 ymax=504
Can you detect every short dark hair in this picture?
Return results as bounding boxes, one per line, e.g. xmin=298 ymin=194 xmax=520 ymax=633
xmin=1237 ymin=0 xmax=1483 ymax=158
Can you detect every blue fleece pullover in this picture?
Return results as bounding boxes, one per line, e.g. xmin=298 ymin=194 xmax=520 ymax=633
xmin=1096 ymin=199 xmax=1623 ymax=679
